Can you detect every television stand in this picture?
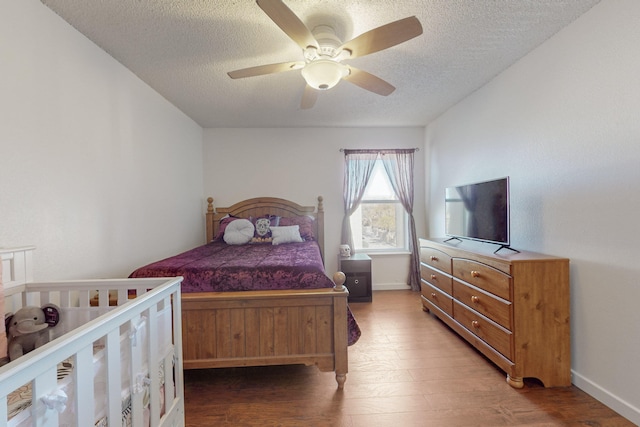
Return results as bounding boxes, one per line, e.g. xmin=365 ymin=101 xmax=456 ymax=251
xmin=494 ymin=244 xmax=520 ymax=254
xmin=419 ymin=237 xmax=570 ymax=388
xmin=443 ymin=236 xmax=462 ymax=243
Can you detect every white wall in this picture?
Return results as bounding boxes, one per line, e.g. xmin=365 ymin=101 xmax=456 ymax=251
xmin=203 ymin=127 xmax=426 ymax=283
xmin=425 ymin=0 xmax=640 ymax=423
xmin=0 ymin=1 xmax=204 ymax=280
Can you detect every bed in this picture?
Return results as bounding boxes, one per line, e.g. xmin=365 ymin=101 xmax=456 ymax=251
xmin=0 ymin=246 xmax=185 ymax=427
xmin=129 ymin=196 xmax=360 ymax=389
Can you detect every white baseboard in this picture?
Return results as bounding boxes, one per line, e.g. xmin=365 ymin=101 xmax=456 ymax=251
xmin=372 ymin=282 xmax=411 ymax=291
xmin=572 ymin=370 xmax=640 ymax=425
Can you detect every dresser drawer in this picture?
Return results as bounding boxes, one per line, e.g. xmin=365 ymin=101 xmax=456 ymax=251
xmin=452 ymin=279 xmax=512 ymax=329
xmin=421 ymin=281 xmax=453 ymax=317
xmin=453 ymin=300 xmax=513 ymax=360
xmin=420 ymin=247 xmax=452 ymax=274
xmin=453 ymin=259 xmax=512 ymax=300
xmin=420 ymin=264 xmax=452 ymax=295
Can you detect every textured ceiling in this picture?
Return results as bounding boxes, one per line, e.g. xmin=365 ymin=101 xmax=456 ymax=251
xmin=40 ymin=0 xmax=600 ymax=128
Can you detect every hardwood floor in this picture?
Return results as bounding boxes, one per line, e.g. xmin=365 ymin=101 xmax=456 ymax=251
xmin=183 ymin=290 xmax=633 ymax=426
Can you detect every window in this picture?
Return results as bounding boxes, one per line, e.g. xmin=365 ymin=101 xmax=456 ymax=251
xmin=350 ymin=160 xmax=408 ymax=252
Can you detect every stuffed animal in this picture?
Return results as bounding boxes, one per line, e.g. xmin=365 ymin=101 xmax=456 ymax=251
xmin=4 ymin=303 xmax=61 ymax=362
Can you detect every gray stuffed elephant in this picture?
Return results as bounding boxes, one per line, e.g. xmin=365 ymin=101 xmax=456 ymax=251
xmin=5 ymin=303 xmax=61 ymax=362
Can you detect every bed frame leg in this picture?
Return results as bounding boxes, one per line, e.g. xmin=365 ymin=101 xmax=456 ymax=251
xmin=336 ymin=373 xmax=347 ymax=389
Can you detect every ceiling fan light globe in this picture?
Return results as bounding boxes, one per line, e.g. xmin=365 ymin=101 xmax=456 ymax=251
xmin=301 ymin=59 xmax=348 ymax=91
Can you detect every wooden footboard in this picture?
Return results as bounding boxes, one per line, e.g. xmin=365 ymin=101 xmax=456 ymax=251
xmin=181 ymin=284 xmax=349 ymax=388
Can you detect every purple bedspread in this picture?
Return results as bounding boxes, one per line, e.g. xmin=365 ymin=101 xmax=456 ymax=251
xmin=130 ymin=241 xmax=361 ymax=345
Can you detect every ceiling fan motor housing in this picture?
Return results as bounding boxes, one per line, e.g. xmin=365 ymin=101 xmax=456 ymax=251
xmin=308 ymin=25 xmax=342 ymax=58
xmin=301 ymin=25 xmax=348 ymax=90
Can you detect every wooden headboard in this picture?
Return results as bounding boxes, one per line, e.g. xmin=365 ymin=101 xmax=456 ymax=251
xmin=205 ymin=196 xmax=325 ymax=259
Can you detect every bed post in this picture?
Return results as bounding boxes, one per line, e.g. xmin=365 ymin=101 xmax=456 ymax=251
xmin=317 ymin=196 xmax=325 ymax=260
xmin=206 ymin=197 xmax=215 ymax=243
xmin=332 ymin=271 xmax=348 ymax=389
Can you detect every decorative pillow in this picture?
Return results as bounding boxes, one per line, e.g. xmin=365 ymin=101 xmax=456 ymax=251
xmin=270 ymin=225 xmax=304 ymax=245
xmin=250 ymin=215 xmax=280 ymax=239
xmin=213 ymin=215 xmax=239 ymax=241
xmin=278 ymin=216 xmax=315 ymax=241
xmin=254 ymin=217 xmax=272 ymax=238
xmin=223 ymin=219 xmax=254 ymax=245
xmin=269 ymin=215 xmax=281 ymax=227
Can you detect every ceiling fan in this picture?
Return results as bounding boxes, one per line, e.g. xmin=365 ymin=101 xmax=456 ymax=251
xmin=227 ymin=0 xmax=423 ymax=109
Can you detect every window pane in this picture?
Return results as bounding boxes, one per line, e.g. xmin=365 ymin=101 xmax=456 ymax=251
xmin=363 ymin=162 xmax=395 ymax=200
xmin=351 ymin=202 xmax=406 ymax=250
xmin=349 ymin=159 xmax=408 ymax=252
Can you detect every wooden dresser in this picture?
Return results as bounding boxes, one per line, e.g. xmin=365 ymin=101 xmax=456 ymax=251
xmin=419 ymin=238 xmax=570 ymax=388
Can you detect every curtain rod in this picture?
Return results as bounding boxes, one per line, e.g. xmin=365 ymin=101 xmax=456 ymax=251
xmin=339 ymin=148 xmax=419 ymax=152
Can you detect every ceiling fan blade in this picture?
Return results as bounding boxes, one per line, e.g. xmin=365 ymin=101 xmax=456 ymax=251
xmin=300 ymin=84 xmax=318 ymax=109
xmin=343 ymin=67 xmax=396 ymax=96
xmin=227 ymin=61 xmax=304 ymax=79
xmin=257 ymin=0 xmax=318 ymax=50
xmin=339 ymin=16 xmax=423 ymax=59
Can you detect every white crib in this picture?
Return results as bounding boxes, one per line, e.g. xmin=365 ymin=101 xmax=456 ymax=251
xmin=0 ymin=247 xmax=185 ymax=426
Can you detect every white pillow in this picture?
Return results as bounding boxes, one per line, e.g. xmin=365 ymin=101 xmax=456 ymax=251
xmin=270 ymin=225 xmax=304 ymax=245
xmin=223 ymin=218 xmax=254 ymax=245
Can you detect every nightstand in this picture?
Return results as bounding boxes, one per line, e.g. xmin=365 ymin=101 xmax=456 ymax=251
xmin=339 ymin=253 xmax=372 ymax=302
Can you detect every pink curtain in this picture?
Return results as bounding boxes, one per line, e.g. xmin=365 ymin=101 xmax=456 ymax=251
xmin=341 ymin=150 xmax=378 ymax=251
xmin=342 ymin=148 xmax=420 ymax=291
xmin=380 ymin=150 xmax=420 ymax=291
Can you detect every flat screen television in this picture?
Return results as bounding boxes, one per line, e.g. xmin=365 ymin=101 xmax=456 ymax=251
xmin=445 ymin=177 xmax=510 ymax=248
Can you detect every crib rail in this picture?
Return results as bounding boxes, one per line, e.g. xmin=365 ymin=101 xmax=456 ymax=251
xmin=0 ymin=277 xmax=184 ymax=427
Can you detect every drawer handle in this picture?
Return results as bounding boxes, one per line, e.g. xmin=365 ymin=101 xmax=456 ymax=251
xmin=430 ymin=274 xmax=437 ymax=280
xmin=471 ymin=270 xmax=481 ymax=278
xmin=430 ymin=256 xmax=438 ymax=261
xmin=472 ymin=320 xmax=480 ymax=329
xmin=354 ymin=279 xmax=359 ymax=284
xmin=471 ymin=295 xmax=480 ymax=304
xmin=431 ymin=292 xmax=437 ymax=299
